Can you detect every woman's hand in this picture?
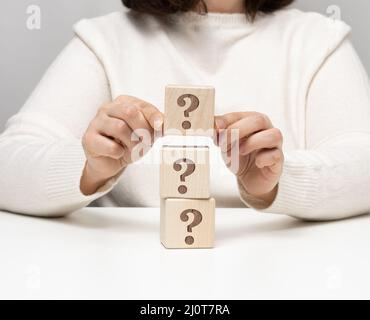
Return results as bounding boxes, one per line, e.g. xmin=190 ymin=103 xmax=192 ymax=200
xmin=81 ymin=95 xmax=163 ymax=195
xmin=215 ymin=112 xmax=284 ymax=206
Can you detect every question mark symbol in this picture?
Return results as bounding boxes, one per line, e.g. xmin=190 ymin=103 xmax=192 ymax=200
xmin=177 ymin=94 xmax=200 ymax=130
xmin=180 ymin=209 xmax=203 ymax=245
xmin=173 ymin=158 xmax=196 ymax=194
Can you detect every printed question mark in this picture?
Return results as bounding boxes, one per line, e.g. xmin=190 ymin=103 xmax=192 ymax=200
xmin=177 ymin=94 xmax=200 ymax=129
xmin=180 ymin=209 xmax=203 ymax=245
xmin=173 ymin=158 xmax=196 ymax=194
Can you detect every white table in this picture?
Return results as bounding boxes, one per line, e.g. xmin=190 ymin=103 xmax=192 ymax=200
xmin=0 ymin=207 xmax=369 ymax=300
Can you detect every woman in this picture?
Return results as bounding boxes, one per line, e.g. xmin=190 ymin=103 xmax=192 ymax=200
xmin=0 ymin=0 xmax=369 ymax=220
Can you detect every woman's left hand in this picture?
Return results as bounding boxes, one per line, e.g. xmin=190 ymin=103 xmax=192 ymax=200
xmin=215 ymin=112 xmax=284 ymax=206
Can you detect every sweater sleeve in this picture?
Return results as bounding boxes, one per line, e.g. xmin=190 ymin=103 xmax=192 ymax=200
xmin=240 ymin=39 xmax=370 ymax=221
xmin=0 ymin=37 xmax=120 ymax=217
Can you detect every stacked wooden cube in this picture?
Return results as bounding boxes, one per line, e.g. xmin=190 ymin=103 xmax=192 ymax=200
xmin=160 ymin=85 xmax=216 ymax=249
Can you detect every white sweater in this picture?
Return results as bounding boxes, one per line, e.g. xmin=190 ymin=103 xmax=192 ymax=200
xmin=1 ymin=8 xmax=370 ymax=220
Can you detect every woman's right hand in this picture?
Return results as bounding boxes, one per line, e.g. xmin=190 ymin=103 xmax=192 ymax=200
xmin=80 ymin=95 xmax=163 ymax=195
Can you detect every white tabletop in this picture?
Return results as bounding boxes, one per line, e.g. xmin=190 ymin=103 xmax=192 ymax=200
xmin=0 ymin=207 xmax=369 ymax=300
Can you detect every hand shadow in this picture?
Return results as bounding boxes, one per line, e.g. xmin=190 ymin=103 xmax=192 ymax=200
xmin=0 ymin=207 xmax=159 ymax=234
xmin=217 ymin=212 xmax=370 ymax=243
xmin=57 ymin=207 xmax=159 ymax=233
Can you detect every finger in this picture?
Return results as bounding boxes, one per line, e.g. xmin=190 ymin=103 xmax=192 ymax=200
xmin=114 ymin=96 xmax=163 ymax=131
xmin=107 ymin=104 xmax=153 ymax=139
xmin=217 ymin=113 xmax=273 ymax=150
xmin=229 ymin=113 xmax=273 ymax=139
xmin=96 ymin=115 xmax=138 ymax=150
xmin=86 ymin=133 xmax=125 ymax=160
xmin=136 ymin=100 xmax=164 ymax=131
xmin=215 ymin=111 xmax=268 ymax=128
xmin=215 ymin=116 xmax=241 ymax=149
xmin=240 ymin=128 xmax=283 ymax=156
xmin=214 ymin=116 xmax=229 ymax=130
xmin=255 ymin=148 xmax=284 ymax=173
xmin=215 ymin=112 xmax=252 ymax=131
xmin=214 ymin=116 xmax=228 ymax=146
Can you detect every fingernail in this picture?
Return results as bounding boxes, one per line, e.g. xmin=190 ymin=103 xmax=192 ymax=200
xmin=215 ymin=118 xmax=226 ymax=130
xmin=153 ymin=117 xmax=164 ymax=131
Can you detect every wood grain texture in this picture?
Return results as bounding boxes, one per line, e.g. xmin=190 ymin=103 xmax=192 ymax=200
xmin=160 ymin=146 xmax=210 ymax=199
xmin=160 ymin=198 xmax=215 ymax=249
xmin=164 ymin=85 xmax=215 ymax=136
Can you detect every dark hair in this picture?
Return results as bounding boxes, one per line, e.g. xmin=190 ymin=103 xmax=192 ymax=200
xmin=122 ymin=0 xmax=295 ymax=20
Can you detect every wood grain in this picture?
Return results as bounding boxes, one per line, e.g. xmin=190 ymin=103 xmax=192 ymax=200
xmin=164 ymin=85 xmax=215 ymax=136
xmin=161 ymin=198 xmax=215 ymax=249
xmin=160 ymin=146 xmax=210 ymax=199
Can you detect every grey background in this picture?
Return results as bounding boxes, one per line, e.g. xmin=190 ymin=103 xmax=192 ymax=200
xmin=0 ymin=0 xmax=369 ymax=131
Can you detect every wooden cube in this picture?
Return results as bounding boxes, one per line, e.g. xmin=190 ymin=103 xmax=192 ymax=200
xmin=161 ymin=198 xmax=215 ymax=249
xmin=160 ymin=146 xmax=210 ymax=199
xmin=164 ymin=85 xmax=215 ymax=136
